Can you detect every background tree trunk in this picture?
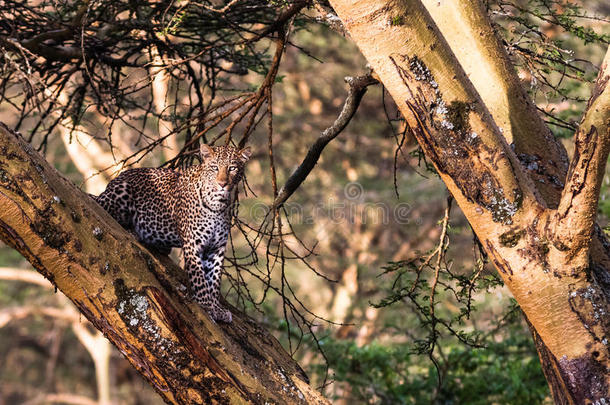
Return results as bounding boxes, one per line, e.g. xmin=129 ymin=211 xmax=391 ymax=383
xmin=0 ymin=122 xmax=329 ymax=405
xmin=328 ymin=0 xmax=610 ymax=402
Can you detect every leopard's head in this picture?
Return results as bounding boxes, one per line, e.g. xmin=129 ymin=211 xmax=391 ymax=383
xmin=198 ymin=144 xmax=251 ymax=211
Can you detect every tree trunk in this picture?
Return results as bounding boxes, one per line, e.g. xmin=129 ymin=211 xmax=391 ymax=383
xmin=327 ymin=0 xmax=610 ymax=402
xmin=419 ymin=2 xmax=610 ymax=400
xmin=0 ymin=122 xmax=329 ymax=405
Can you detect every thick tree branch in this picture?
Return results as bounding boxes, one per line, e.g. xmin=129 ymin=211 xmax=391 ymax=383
xmin=273 ymin=73 xmax=378 ymax=208
xmin=0 ymin=122 xmax=329 ymax=405
xmin=552 ymin=47 xmax=610 ymax=267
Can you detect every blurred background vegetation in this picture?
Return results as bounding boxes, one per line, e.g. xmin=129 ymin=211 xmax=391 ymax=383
xmin=0 ymin=0 xmax=608 ymax=404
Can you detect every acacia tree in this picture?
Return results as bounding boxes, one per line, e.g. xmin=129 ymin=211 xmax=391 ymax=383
xmin=327 ymin=0 xmax=609 ymax=402
xmin=0 ymin=0 xmax=609 ymax=403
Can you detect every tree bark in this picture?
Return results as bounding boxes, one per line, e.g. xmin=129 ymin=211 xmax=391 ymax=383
xmin=420 ymin=0 xmax=570 ymax=206
xmin=328 ymin=0 xmax=610 ymax=402
xmin=0 ymin=122 xmax=329 ymax=405
xmin=418 ymin=3 xmax=610 ymax=401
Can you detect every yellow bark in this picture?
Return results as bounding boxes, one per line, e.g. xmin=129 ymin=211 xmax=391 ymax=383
xmin=421 ymin=0 xmax=569 ymax=207
xmin=328 ymin=0 xmax=610 ymax=401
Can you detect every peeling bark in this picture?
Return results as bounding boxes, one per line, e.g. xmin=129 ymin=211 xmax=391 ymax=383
xmin=552 ymin=55 xmax=610 ymax=270
xmin=0 ymin=122 xmax=329 ymax=405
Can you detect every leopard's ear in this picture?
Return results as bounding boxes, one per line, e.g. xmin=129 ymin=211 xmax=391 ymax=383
xmin=200 ymin=144 xmax=215 ymax=161
xmin=239 ymin=146 xmax=252 ymax=162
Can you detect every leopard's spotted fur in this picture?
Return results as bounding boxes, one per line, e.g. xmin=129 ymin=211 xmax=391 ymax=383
xmin=94 ymin=144 xmax=251 ymax=322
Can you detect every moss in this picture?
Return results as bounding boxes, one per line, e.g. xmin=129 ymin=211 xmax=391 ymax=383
xmin=390 ymin=15 xmax=404 ymax=26
xmin=499 ymin=228 xmax=525 ymax=248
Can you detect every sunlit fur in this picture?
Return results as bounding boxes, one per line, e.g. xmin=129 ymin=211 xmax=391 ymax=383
xmin=94 ymin=145 xmax=251 ymax=322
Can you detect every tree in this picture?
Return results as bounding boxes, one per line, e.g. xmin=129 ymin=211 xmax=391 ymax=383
xmin=0 ymin=0 xmax=608 ymax=403
xmin=327 ymin=0 xmax=609 ymax=402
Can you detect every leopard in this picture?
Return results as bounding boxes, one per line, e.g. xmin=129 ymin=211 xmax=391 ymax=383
xmin=93 ymin=144 xmax=251 ymax=323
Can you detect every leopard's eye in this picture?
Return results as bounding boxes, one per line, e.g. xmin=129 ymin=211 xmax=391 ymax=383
xmin=210 ymin=165 xmax=219 ymax=171
xmin=228 ymin=166 xmax=238 ymax=172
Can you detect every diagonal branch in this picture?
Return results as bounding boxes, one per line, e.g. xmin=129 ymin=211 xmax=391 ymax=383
xmin=0 ymin=122 xmax=329 ymax=405
xmin=273 ymin=73 xmax=378 ymax=208
xmin=551 ymin=47 xmax=610 ymax=267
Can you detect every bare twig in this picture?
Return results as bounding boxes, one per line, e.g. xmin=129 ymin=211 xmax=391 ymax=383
xmin=273 ymin=73 xmax=378 ymax=208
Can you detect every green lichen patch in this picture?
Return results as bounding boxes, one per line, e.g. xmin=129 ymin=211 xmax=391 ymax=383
xmin=499 ymin=228 xmax=525 ymax=248
xmin=390 ymin=15 xmax=404 ymax=26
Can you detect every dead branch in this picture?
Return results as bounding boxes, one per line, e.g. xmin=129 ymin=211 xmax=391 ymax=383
xmin=273 ymin=73 xmax=378 ymax=208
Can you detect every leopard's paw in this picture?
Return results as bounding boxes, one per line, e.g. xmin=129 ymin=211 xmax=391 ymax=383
xmin=209 ymin=305 xmax=233 ymax=323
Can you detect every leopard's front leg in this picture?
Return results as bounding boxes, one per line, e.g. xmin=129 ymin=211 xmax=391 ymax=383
xmin=183 ymin=242 xmax=232 ymax=323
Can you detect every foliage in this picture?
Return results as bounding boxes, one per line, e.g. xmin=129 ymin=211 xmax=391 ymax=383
xmin=0 ymin=0 xmax=305 ymax=154
xmin=315 ymin=320 xmax=549 ymax=405
xmin=489 ymin=0 xmax=608 ymax=137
